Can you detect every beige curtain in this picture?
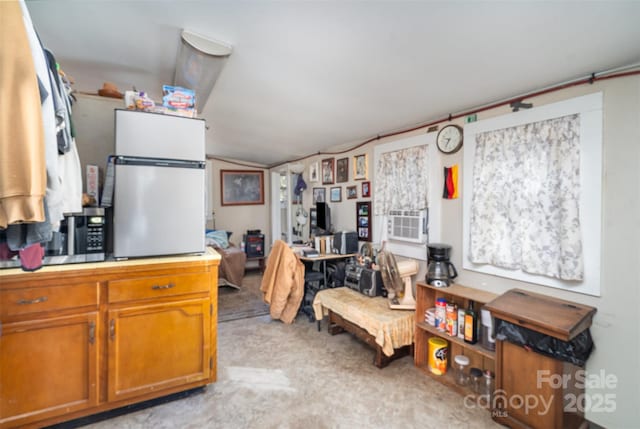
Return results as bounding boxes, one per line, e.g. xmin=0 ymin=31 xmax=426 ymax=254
xmin=469 ymin=114 xmax=584 ymax=281
xmin=373 ymin=145 xmax=428 ymax=216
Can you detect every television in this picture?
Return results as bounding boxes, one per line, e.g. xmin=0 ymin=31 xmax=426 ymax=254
xmin=316 ymin=202 xmax=332 ymax=234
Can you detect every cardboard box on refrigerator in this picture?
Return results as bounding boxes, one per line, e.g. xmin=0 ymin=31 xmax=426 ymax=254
xmin=86 ymin=165 xmax=99 ymax=206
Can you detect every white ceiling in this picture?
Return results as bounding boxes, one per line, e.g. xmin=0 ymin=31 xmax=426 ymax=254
xmin=27 ymin=1 xmax=640 ymax=166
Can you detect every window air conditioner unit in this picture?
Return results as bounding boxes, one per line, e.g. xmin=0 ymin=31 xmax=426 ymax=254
xmin=387 ymin=209 xmax=428 ymax=244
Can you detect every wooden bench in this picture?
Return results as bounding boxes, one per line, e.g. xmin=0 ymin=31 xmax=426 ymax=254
xmin=313 ymin=287 xmax=414 ymax=368
xmin=327 ymin=310 xmax=414 ymax=368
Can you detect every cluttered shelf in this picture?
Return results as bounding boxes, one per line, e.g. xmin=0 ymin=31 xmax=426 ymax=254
xmin=414 ymin=281 xmax=498 ymax=404
xmin=416 ymin=321 xmax=495 ymax=360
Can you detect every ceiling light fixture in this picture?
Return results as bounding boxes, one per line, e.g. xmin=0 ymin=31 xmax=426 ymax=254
xmin=174 ymin=30 xmax=232 ymax=112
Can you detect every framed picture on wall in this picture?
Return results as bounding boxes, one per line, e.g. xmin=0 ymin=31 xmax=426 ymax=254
xmin=322 ymin=158 xmax=334 ymax=184
xmin=336 ymin=157 xmax=348 ymax=183
xmin=357 ymin=201 xmax=371 ymax=241
xmin=362 ymin=181 xmax=371 ymax=198
xmin=308 ymin=162 xmax=319 ymax=183
xmin=313 ymin=187 xmax=326 ymax=203
xmin=354 ymin=154 xmax=368 ymax=180
xmin=220 ymin=170 xmax=264 ymax=206
xmin=346 ymin=185 xmax=357 ymax=199
xmin=330 ymin=186 xmax=342 ymax=202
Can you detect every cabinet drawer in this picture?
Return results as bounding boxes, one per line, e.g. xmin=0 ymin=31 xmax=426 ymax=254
xmin=1 ymin=283 xmax=99 ymax=319
xmin=108 ymin=272 xmax=210 ymax=303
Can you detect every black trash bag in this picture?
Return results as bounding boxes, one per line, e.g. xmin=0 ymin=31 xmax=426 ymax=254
xmin=495 ymin=319 xmax=595 ymax=367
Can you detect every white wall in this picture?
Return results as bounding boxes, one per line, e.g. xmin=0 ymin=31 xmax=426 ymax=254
xmin=271 ymin=146 xmax=375 ymax=244
xmin=436 ymin=77 xmax=639 ymax=428
xmin=73 ymin=93 xmax=121 ymax=188
xmin=269 ymin=76 xmax=639 ymax=427
xmin=208 ymin=159 xmax=271 ymax=249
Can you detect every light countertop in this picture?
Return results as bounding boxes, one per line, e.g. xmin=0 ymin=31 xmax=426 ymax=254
xmin=0 ymin=247 xmax=221 ymax=277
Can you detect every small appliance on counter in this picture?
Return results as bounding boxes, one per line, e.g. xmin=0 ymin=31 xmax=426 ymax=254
xmin=426 ymin=243 xmax=458 ymax=287
xmin=0 ymin=207 xmax=106 ymax=269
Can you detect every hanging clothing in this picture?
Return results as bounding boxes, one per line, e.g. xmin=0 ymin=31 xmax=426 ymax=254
xmin=0 ymin=0 xmax=46 ymax=229
xmin=58 ymin=138 xmax=83 ymax=214
xmin=44 ymin=48 xmax=72 ymax=154
xmin=19 ymin=0 xmax=65 ymax=230
xmin=260 ymin=240 xmax=305 ymax=324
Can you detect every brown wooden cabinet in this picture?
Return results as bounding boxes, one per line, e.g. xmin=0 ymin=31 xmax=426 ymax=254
xmin=414 ymin=282 xmax=498 ymax=397
xmin=107 ymin=298 xmax=211 ymax=402
xmin=0 ymin=312 xmax=99 ymax=427
xmin=0 ymin=252 xmax=219 ymax=429
xmin=485 ymin=288 xmax=597 ymax=429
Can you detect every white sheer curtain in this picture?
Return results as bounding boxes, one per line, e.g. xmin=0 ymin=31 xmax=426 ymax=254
xmin=469 ymin=114 xmax=584 ymax=280
xmin=374 ymin=145 xmax=428 ymax=216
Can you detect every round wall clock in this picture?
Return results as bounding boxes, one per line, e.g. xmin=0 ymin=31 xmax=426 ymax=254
xmin=436 ymin=124 xmax=464 ymax=154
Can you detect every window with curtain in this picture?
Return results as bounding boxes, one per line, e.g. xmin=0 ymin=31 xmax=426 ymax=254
xmin=374 ymin=144 xmax=428 ymax=216
xmin=469 ymin=113 xmax=583 ymax=281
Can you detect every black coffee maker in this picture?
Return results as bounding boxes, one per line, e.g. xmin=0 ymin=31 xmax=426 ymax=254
xmin=426 ymin=243 xmax=458 ymax=287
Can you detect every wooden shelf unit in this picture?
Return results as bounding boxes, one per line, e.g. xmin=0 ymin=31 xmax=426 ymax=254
xmin=414 ymin=282 xmax=498 ymax=397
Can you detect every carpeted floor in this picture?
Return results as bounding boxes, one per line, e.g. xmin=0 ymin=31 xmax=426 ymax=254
xmin=75 ymin=314 xmax=502 ymax=429
xmin=218 ymin=271 xmax=269 ymax=323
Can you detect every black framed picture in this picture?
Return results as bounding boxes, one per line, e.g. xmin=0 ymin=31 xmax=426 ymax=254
xmin=336 ymin=157 xmax=348 ymax=183
xmin=357 ymin=201 xmax=371 ymax=241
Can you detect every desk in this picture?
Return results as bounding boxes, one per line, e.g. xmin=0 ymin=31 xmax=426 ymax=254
xmin=313 ymin=287 xmax=414 ymax=368
xmin=298 ymin=253 xmax=357 ymax=287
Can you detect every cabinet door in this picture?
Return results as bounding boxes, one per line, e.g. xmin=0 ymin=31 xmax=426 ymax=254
xmin=0 ymin=313 xmax=99 ymax=427
xmin=107 ymin=298 xmax=211 ymax=402
xmin=497 ymin=340 xmax=563 ymax=428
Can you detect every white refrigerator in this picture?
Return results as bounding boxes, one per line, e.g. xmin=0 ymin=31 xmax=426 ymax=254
xmin=113 ymin=109 xmax=206 ymax=259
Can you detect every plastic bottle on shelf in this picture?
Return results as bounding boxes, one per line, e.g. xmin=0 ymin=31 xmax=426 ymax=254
xmin=482 ymin=370 xmax=495 ymax=402
xmin=457 ymin=307 xmax=466 ymax=339
xmin=445 ymin=302 xmax=458 ymax=336
xmin=435 ymin=298 xmax=447 ymax=331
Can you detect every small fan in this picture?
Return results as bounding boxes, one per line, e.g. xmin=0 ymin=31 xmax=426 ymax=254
xmin=378 ymin=245 xmax=418 ymax=310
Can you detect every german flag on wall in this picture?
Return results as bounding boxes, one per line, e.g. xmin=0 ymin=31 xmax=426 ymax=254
xmin=443 ymin=165 xmax=459 ymax=199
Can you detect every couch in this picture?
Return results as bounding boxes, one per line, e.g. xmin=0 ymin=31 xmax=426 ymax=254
xmin=206 ymin=230 xmax=247 ymax=289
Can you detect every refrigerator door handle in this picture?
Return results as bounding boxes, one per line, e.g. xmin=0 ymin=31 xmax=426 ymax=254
xmin=114 ymin=156 xmax=205 ymax=169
